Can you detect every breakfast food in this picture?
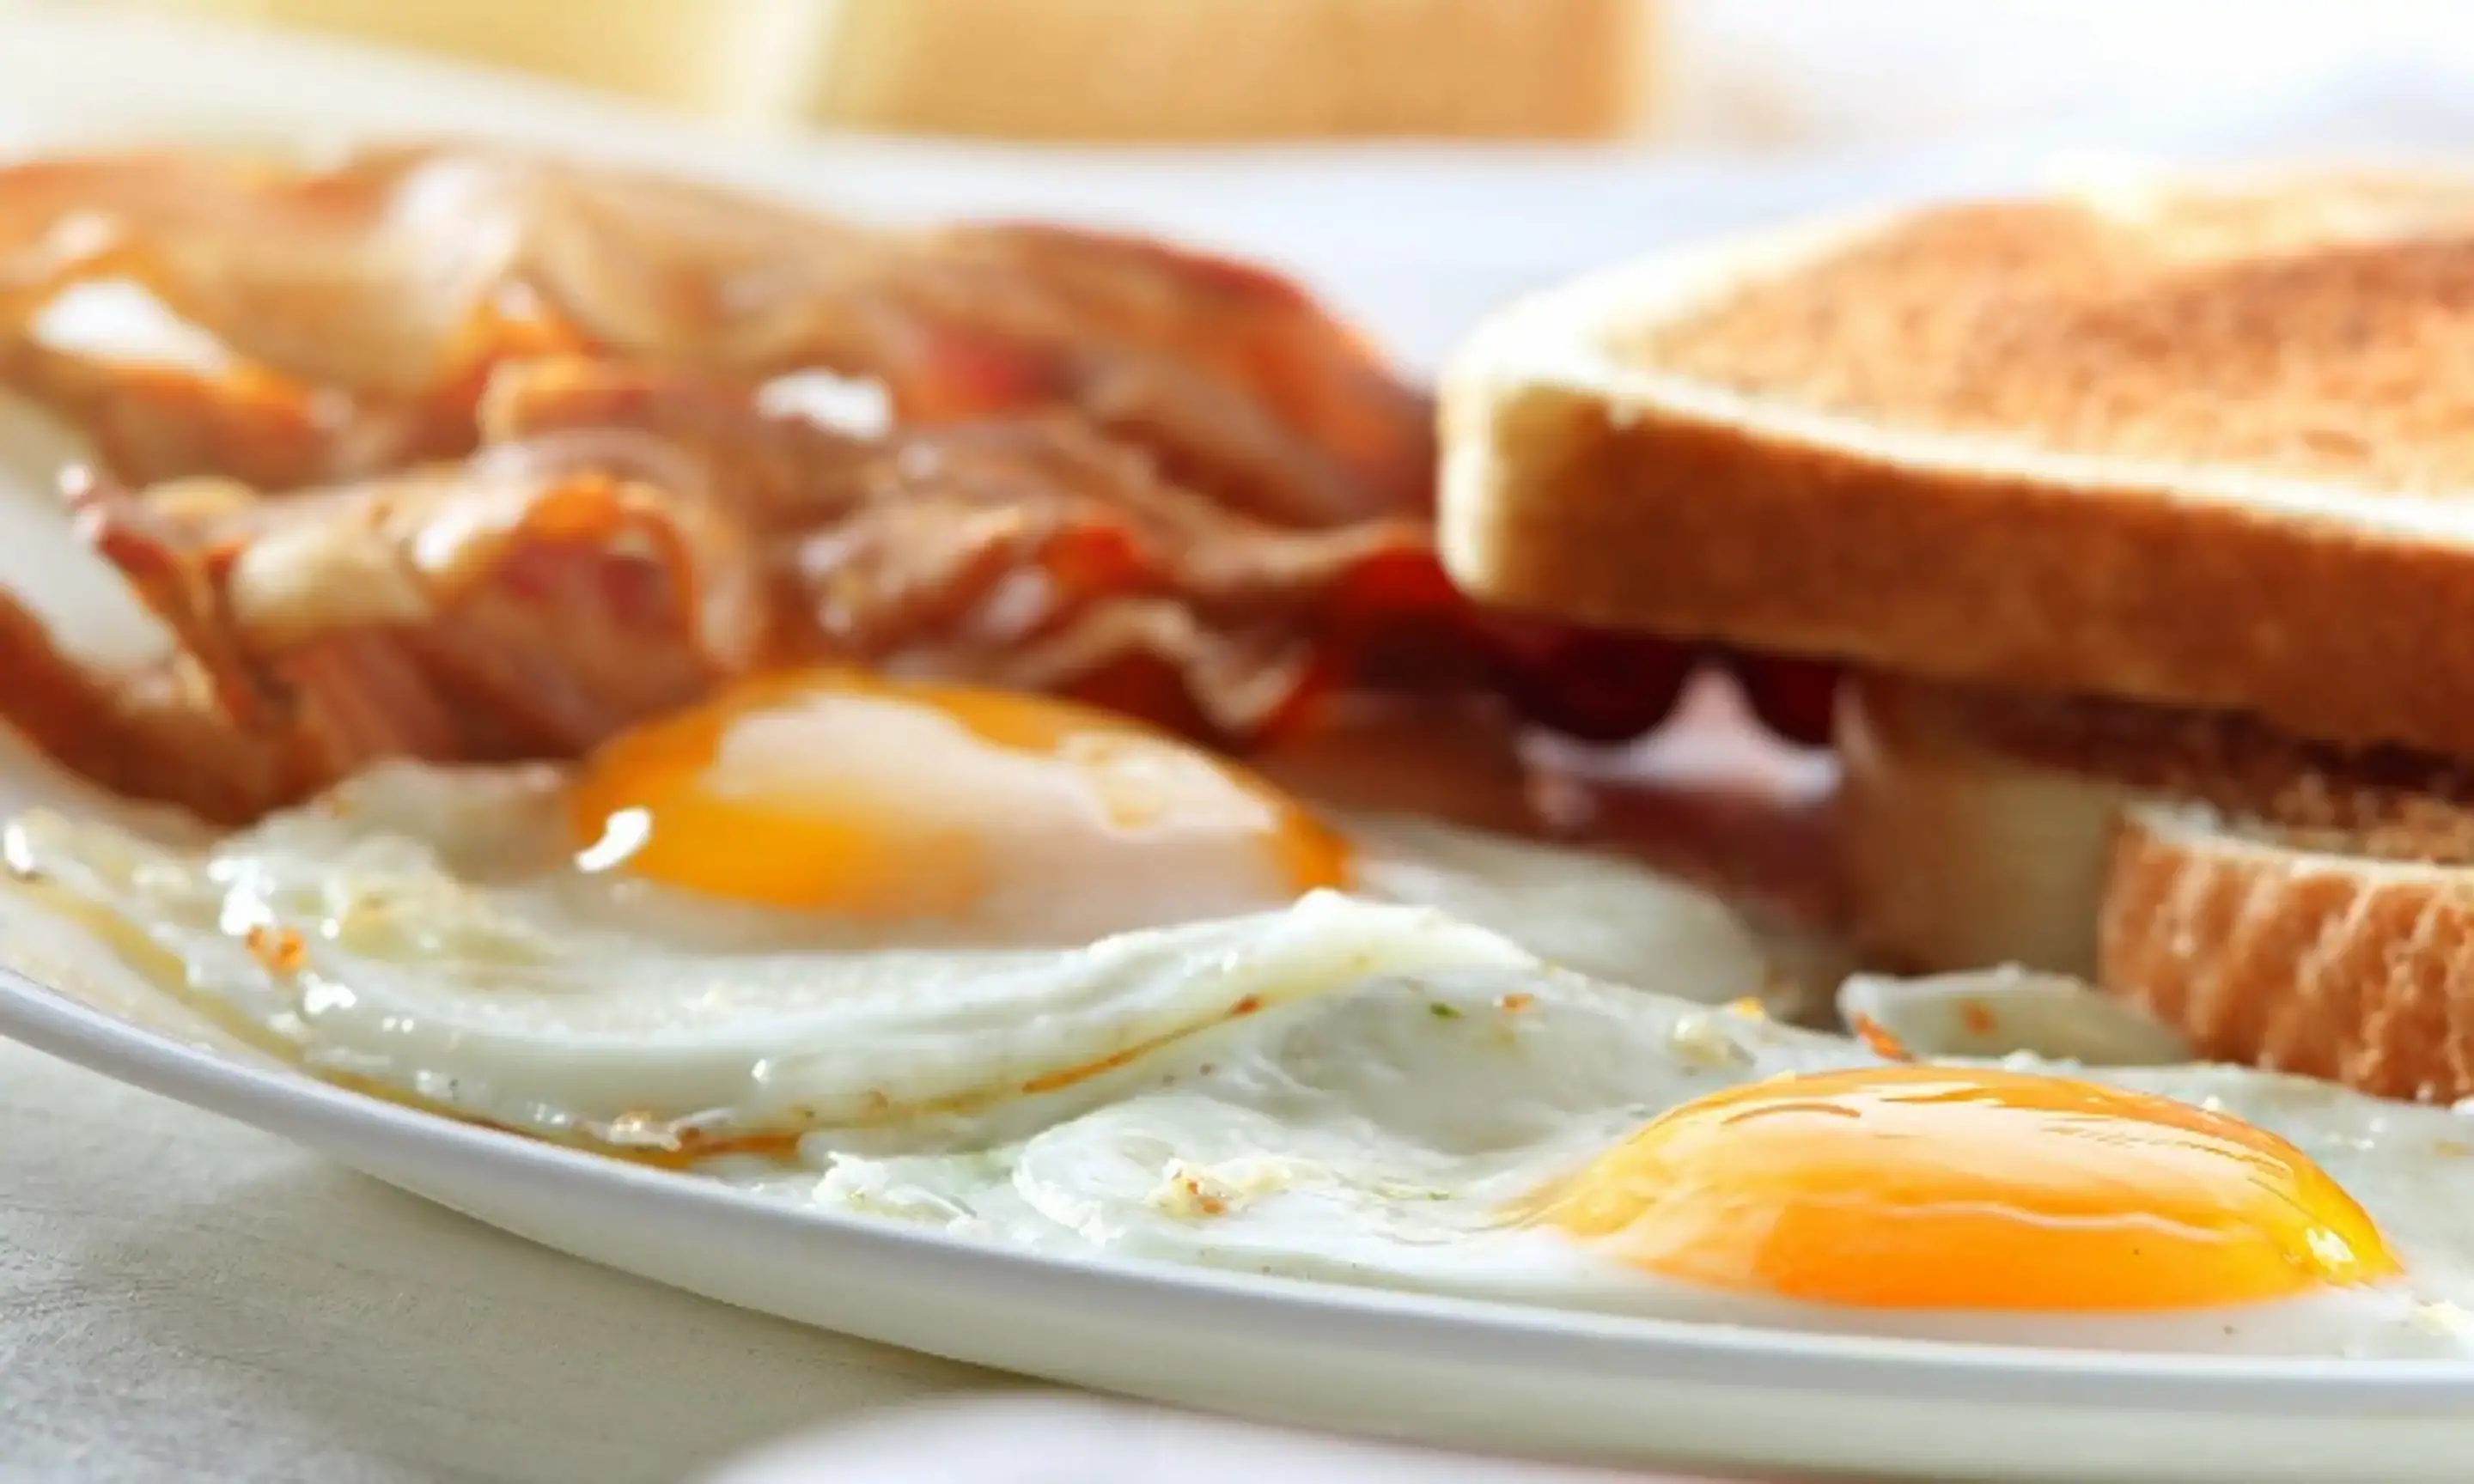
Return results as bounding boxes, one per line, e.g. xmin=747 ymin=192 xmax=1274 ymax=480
xmin=0 ymin=669 xmax=1767 ymax=1142
xmin=13 ymin=141 xmax=2474 ymax=1365
xmin=0 ymin=146 xmax=1433 ymax=519
xmin=807 ymin=0 xmax=1653 ymax=143
xmin=807 ymin=1009 xmax=2473 ymax=1358
xmin=14 ymin=697 xmax=2474 ymax=1359
xmin=21 ymin=736 xmax=2474 ymax=1357
xmin=205 ymin=0 xmax=1651 ymax=143
xmin=0 ymin=143 xmax=1720 ymax=826
xmin=1443 ymin=171 xmax=2474 ymax=1099
xmin=2102 ymin=802 xmax=2474 ymax=1104
xmin=1836 ymin=667 xmax=2474 ymax=1101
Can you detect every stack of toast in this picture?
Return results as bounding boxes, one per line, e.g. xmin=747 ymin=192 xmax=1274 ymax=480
xmin=1444 ymin=173 xmax=2474 ymax=1103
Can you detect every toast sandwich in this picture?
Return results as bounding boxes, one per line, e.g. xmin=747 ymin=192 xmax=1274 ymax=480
xmin=1441 ymin=172 xmax=2474 ymax=1100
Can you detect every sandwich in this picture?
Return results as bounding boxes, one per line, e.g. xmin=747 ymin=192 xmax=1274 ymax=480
xmin=1439 ymin=171 xmax=2474 ymax=1102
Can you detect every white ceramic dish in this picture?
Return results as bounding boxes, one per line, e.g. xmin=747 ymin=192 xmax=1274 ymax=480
xmin=7 ymin=970 xmax=2474 ymax=1483
xmin=9 ymin=15 xmax=2474 ymax=1481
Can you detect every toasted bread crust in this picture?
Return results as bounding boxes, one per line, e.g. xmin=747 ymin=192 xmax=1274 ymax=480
xmin=1441 ymin=177 xmax=2474 ymax=759
xmin=1842 ymin=672 xmax=2474 ymax=1100
xmin=1445 ymin=377 xmax=2474 ymax=759
xmin=2103 ymin=808 xmax=2474 ymax=1103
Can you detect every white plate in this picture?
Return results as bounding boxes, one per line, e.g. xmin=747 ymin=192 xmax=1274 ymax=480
xmin=9 ymin=14 xmax=2474 ymax=1481
xmin=6 ymin=970 xmax=2474 ymax=1483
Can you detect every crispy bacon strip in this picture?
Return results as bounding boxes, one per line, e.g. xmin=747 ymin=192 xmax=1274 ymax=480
xmin=580 ymin=361 xmax=1686 ymax=744
xmin=484 ymin=358 xmax=1475 ymax=738
xmin=0 ymin=456 xmax=761 ymax=823
xmin=0 ymin=145 xmax=1714 ymax=821
xmin=0 ymin=335 xmax=409 ymax=495
xmin=0 ymin=390 xmax=1465 ymax=815
xmin=0 ymin=145 xmax=1432 ymax=525
xmin=1 ymin=351 xmax=1690 ymax=818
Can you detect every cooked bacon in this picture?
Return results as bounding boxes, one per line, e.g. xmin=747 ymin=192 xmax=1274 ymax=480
xmin=3 ymin=360 xmax=1694 ymax=817
xmin=0 ymin=338 xmax=339 ymax=493
xmin=0 ymin=571 xmax=290 ymax=826
xmin=0 ymin=144 xmax=1712 ymax=822
xmin=0 ymin=457 xmax=761 ymax=823
xmin=0 ymin=389 xmax=1471 ymax=815
xmin=0 ymin=145 xmax=1430 ymax=526
xmin=864 ymin=222 xmax=1434 ymax=522
xmin=486 ymin=358 xmax=1475 ymax=737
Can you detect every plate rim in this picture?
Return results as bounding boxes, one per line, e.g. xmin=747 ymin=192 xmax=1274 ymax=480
xmin=13 ymin=964 xmax=2474 ymax=1415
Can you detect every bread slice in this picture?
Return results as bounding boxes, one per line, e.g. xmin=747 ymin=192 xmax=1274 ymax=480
xmin=1839 ymin=670 xmax=2474 ymax=1100
xmin=204 ymin=0 xmax=1657 ymax=140
xmin=2104 ymin=806 xmax=2474 ymax=1103
xmin=1441 ymin=172 xmax=2474 ymax=759
xmin=811 ymin=0 xmax=1655 ymax=141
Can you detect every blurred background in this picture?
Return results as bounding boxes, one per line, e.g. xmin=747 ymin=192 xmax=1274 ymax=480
xmin=9 ymin=0 xmax=2473 ymax=381
xmin=18 ymin=0 xmax=2474 ymax=152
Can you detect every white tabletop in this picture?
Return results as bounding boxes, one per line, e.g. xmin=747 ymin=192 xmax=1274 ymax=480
xmin=0 ymin=1037 xmax=994 ymax=1481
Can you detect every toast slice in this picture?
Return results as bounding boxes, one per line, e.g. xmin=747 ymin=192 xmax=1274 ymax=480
xmin=2105 ymin=803 xmax=2474 ymax=1103
xmin=1441 ymin=172 xmax=2474 ymax=758
xmin=1841 ymin=669 xmax=2474 ymax=1100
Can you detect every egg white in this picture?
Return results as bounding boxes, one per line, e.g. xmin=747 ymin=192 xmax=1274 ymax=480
xmin=724 ymin=966 xmax=2474 ymax=1359
xmin=15 ymin=749 xmax=2474 ymax=1360
xmin=0 ymin=757 xmax=1768 ymax=1145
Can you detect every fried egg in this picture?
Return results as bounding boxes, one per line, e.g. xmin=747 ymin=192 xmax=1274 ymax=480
xmin=0 ymin=668 xmax=1766 ymax=1147
xmin=729 ymin=966 xmax=2474 ymax=1358
xmin=15 ymin=665 xmax=2471 ymax=1360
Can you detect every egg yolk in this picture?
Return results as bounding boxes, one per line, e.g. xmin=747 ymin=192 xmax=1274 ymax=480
xmin=1521 ymin=1066 xmax=2398 ymax=1311
xmin=569 ymin=670 xmax=1350 ymax=940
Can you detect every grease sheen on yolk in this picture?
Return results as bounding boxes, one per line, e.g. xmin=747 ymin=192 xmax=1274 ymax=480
xmin=1523 ymin=1067 xmax=2399 ymax=1312
xmin=568 ymin=670 xmax=1349 ymax=940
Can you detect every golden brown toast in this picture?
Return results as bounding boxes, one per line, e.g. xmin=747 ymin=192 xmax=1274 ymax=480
xmin=2105 ymin=804 xmax=2474 ymax=1103
xmin=1840 ymin=670 xmax=2474 ymax=1101
xmin=1441 ymin=172 xmax=2474 ymax=758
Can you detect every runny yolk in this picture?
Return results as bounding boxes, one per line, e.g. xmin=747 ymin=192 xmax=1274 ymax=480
xmin=1520 ymin=1066 xmax=2399 ymax=1312
xmin=568 ymin=669 xmax=1350 ymax=939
